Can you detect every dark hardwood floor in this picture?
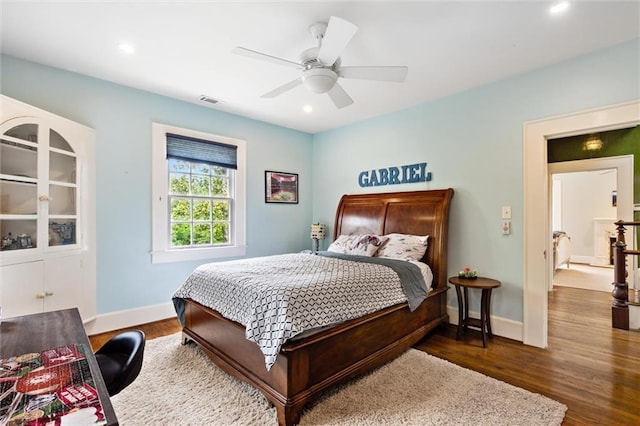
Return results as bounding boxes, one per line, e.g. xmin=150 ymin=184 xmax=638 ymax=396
xmin=417 ymin=286 xmax=640 ymax=425
xmin=89 ymin=286 xmax=640 ymax=425
xmin=88 ymin=317 xmax=181 ymax=351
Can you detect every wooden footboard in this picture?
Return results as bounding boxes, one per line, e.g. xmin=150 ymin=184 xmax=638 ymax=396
xmin=182 ymin=286 xmax=448 ymax=425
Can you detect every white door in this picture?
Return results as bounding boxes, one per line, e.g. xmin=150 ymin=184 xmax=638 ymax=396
xmin=44 ymin=254 xmax=85 ymax=316
xmin=0 ymin=260 xmax=44 ymax=318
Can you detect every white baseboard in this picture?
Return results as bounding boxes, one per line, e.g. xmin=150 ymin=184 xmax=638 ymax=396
xmin=447 ymin=306 xmax=523 ymax=342
xmin=84 ymin=302 xmax=177 ymax=336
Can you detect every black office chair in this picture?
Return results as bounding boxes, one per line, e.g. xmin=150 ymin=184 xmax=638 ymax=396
xmin=95 ymin=330 xmax=145 ymax=396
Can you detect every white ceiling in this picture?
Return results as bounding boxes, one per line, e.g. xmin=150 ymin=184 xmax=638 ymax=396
xmin=2 ymin=1 xmax=639 ymax=134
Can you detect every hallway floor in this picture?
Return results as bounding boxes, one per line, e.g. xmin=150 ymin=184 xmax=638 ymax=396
xmin=553 ymin=262 xmax=614 ymax=292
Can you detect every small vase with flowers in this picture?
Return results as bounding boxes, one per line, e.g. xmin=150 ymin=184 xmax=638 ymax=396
xmin=458 ymin=266 xmax=478 ymax=279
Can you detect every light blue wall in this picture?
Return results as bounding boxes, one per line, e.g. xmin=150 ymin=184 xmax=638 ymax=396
xmin=311 ymin=38 xmax=640 ymax=322
xmin=1 ymin=55 xmax=314 ymax=314
xmin=2 ymin=38 xmax=639 ymax=323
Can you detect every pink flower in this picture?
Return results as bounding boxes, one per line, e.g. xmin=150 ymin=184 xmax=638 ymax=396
xmin=464 ymin=266 xmax=471 ymax=273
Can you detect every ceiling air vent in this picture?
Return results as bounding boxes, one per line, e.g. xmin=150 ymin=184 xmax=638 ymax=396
xmin=199 ymin=95 xmax=219 ymax=104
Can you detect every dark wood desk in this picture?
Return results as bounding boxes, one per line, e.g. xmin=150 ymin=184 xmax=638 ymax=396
xmin=448 ymin=276 xmax=501 ymax=348
xmin=0 ymin=308 xmax=118 ymax=425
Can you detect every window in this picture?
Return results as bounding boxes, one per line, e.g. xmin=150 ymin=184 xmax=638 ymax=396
xmin=168 ymin=160 xmax=231 ymax=247
xmin=151 ymin=123 xmax=246 ymax=263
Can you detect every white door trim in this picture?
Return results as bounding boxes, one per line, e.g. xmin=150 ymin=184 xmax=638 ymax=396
xmin=523 ymin=100 xmax=640 ymax=348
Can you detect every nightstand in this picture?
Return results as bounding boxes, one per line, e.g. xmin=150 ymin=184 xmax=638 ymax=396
xmin=448 ymin=276 xmax=501 ymax=348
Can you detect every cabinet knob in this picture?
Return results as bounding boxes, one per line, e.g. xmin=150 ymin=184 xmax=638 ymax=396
xmin=36 ymin=292 xmax=46 ymax=299
xmin=45 ymin=291 xmax=54 ymax=296
xmin=38 ymin=195 xmax=53 ymax=202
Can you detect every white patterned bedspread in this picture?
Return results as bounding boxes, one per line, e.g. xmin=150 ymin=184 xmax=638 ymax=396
xmin=173 ymin=252 xmax=431 ymax=370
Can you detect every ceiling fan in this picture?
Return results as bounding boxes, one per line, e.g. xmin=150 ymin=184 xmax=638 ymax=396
xmin=232 ymin=16 xmax=408 ymax=109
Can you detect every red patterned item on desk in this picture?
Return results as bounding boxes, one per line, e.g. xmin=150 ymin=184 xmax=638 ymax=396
xmin=15 ymin=364 xmax=73 ymax=395
xmin=0 ymin=344 xmax=107 ymax=425
xmin=41 ymin=345 xmax=85 ymax=366
xmin=57 ymin=383 xmax=99 ymax=406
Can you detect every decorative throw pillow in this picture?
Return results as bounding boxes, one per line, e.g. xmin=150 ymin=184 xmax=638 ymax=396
xmin=327 ymin=234 xmax=388 ymax=257
xmin=375 ymin=233 xmax=429 ymax=261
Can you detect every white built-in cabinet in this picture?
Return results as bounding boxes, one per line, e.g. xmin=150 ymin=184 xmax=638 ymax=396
xmin=0 ymin=95 xmax=96 ymax=322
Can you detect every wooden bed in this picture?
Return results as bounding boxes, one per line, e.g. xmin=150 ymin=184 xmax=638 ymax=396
xmin=180 ymin=188 xmax=454 ymax=425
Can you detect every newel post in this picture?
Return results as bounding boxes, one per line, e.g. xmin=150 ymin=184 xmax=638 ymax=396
xmin=612 ymin=221 xmax=629 ymax=329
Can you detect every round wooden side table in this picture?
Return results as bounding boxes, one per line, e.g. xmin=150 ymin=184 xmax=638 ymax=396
xmin=448 ymin=276 xmax=501 ymax=348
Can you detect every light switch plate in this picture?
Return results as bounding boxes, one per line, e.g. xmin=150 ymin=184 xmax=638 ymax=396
xmin=501 ymin=206 xmax=512 ymax=219
xmin=502 ymin=220 xmax=511 ymax=235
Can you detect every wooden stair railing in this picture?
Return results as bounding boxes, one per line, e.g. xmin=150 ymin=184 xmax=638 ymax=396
xmin=612 ymin=220 xmax=640 ymax=330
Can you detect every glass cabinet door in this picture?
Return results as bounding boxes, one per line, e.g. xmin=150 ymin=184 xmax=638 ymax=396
xmin=47 ymin=129 xmax=77 ymax=247
xmin=0 ymin=124 xmax=39 ymax=251
xmin=0 ymin=122 xmax=79 ymax=251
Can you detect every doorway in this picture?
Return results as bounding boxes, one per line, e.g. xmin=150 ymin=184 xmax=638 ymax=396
xmin=523 ymin=100 xmax=640 ymax=348
xmin=549 ymin=157 xmax=633 ymax=291
xmin=549 ymin=163 xmax=629 ymax=296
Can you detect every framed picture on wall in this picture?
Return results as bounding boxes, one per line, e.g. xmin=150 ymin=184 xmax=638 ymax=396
xmin=265 ymin=171 xmax=298 ymax=204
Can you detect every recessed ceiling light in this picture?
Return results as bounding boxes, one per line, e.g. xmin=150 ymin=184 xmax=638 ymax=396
xmin=549 ymin=1 xmax=570 ymax=16
xmin=302 ymin=105 xmax=313 ymax=113
xmin=118 ymin=43 xmax=135 ymax=55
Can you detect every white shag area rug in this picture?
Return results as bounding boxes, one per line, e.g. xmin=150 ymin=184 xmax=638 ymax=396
xmin=111 ymin=334 xmax=567 ymax=425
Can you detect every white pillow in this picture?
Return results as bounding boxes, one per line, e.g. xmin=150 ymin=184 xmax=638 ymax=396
xmin=375 ymin=233 xmax=429 ymax=261
xmin=327 ymin=234 xmax=388 ymax=257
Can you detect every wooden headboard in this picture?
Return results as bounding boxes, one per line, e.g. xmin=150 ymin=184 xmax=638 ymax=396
xmin=333 ymin=189 xmax=454 ymax=289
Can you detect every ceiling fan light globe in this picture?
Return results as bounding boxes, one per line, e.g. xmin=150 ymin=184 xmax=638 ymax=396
xmin=302 ymin=68 xmax=338 ymax=93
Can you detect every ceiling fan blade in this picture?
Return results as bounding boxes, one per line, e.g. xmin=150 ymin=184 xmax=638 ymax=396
xmin=261 ymin=78 xmax=303 ymax=98
xmin=317 ymin=16 xmax=358 ymax=66
xmin=339 ymin=66 xmax=408 ymax=82
xmin=232 ymin=47 xmax=303 ymax=70
xmin=327 ymin=82 xmax=354 ymax=109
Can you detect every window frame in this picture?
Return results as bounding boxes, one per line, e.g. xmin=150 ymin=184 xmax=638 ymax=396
xmin=151 ymin=122 xmax=246 ymax=263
